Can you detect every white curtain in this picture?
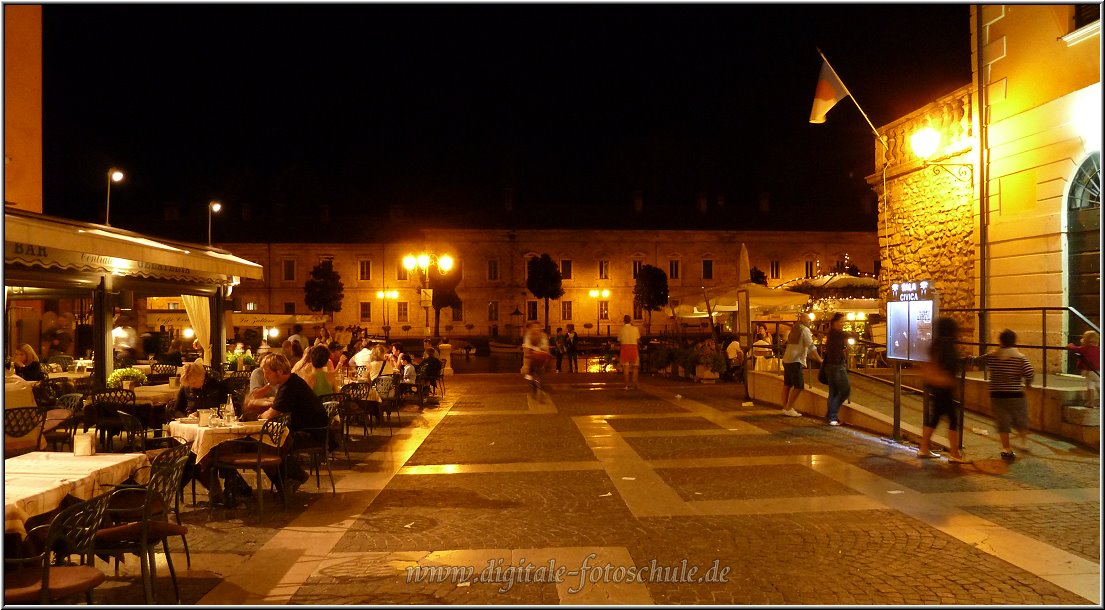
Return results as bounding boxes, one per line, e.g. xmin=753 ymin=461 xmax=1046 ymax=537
xmin=181 ymin=294 xmax=212 ymax=366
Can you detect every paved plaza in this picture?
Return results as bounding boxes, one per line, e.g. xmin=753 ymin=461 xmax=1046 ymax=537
xmin=94 ymin=373 xmax=1100 ymax=605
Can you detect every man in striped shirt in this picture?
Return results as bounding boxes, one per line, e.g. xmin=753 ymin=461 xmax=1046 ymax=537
xmin=973 ymin=329 xmax=1034 ymax=460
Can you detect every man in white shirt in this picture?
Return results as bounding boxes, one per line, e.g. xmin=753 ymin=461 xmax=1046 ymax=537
xmin=780 ymin=315 xmax=822 ymax=417
xmin=617 ymin=315 xmax=641 ymax=390
xmin=287 ymin=324 xmax=305 ymax=350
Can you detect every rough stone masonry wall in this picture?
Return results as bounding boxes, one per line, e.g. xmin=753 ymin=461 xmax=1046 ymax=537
xmin=877 ymin=160 xmax=978 ymax=341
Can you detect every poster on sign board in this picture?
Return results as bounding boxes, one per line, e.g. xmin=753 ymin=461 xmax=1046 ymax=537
xmin=886 ymin=281 xmax=938 ymax=362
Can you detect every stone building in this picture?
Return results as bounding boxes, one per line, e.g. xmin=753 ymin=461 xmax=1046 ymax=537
xmin=868 ymin=4 xmax=1100 ymax=372
xmin=219 ymin=228 xmax=878 ymax=339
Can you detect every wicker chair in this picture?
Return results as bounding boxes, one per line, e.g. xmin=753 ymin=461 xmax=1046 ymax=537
xmin=4 ymin=406 xmax=44 ymax=458
xmin=3 ymin=491 xmax=112 ymax=604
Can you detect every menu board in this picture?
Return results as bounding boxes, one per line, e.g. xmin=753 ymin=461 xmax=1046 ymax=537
xmin=886 ymin=282 xmax=937 ymax=362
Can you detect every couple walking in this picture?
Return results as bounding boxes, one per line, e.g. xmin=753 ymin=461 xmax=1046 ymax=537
xmin=778 ymin=312 xmax=850 ymax=425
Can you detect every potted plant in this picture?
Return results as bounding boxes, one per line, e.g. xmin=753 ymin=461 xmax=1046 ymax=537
xmin=402 ymin=325 xmax=412 ymax=332
xmin=696 ymin=351 xmax=727 ymax=383
xmin=107 ymin=368 xmax=148 ymax=390
xmin=676 ymin=348 xmax=699 ymax=379
xmin=648 ymin=346 xmax=676 ymax=376
xmin=226 ymin=352 xmax=256 ymax=370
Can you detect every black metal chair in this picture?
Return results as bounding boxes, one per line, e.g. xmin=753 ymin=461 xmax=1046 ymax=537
xmin=317 ymin=392 xmax=353 ymax=467
xmin=146 ymin=363 xmax=178 ymax=385
xmin=4 ymin=491 xmax=112 ymax=604
xmin=4 ymin=406 xmax=45 ymax=458
xmin=95 ymin=441 xmax=191 ymax=604
xmin=209 ymin=414 xmax=291 ymax=519
xmin=38 ymin=393 xmax=85 ymax=452
xmin=372 ymin=375 xmax=399 ymax=434
xmin=90 ymin=389 xmax=136 ymax=452
xmin=291 ymin=403 xmax=338 ymax=495
xmin=45 ymin=354 xmax=74 ymax=370
xmin=340 ymin=382 xmax=378 ymax=439
xmin=221 ymin=376 xmax=251 ymax=417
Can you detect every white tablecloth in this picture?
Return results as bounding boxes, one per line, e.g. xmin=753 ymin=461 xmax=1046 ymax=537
xmin=132 ymin=384 xmax=179 ymax=405
xmin=4 ymin=451 xmax=150 ymax=536
xmin=168 ymin=420 xmax=279 ymax=464
xmin=4 ymin=378 xmax=36 ymax=408
xmin=42 ymin=371 xmax=94 ymax=381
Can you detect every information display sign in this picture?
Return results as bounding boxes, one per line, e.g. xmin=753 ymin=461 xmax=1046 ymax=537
xmin=886 ymin=281 xmax=938 ymax=362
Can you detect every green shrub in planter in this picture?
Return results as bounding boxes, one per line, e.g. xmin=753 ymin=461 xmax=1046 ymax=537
xmin=703 ymin=351 xmax=728 ymax=374
xmin=106 ymin=368 xmax=148 ymax=389
xmin=226 ymin=352 xmax=256 ymax=368
xmin=678 ymin=349 xmax=700 ymax=377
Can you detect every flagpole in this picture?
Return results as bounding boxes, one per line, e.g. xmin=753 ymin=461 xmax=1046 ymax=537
xmin=817 ymin=48 xmax=889 ymax=151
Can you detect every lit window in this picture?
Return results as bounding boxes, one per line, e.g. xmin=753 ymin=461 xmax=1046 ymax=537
xmin=702 ymin=259 xmax=713 ymax=280
xmin=599 ymin=301 xmax=609 ymax=320
xmin=397 ymin=302 xmax=409 ymax=323
xmin=598 ymin=260 xmax=609 ymax=280
xmin=397 ymin=263 xmax=409 ymax=282
xmin=359 ymin=260 xmax=372 ymax=281
xmin=805 ymin=261 xmax=815 ymax=278
xmin=561 ymin=300 xmax=572 ymax=321
xmin=669 ymin=260 xmax=680 ymax=280
xmin=632 ymin=260 xmax=644 ymax=279
xmin=359 ymin=302 xmax=372 ymax=322
xmin=526 ymin=301 xmax=538 ymax=321
xmin=560 ymin=259 xmax=573 ymax=280
xmin=245 ymin=302 xmax=258 ymax=312
xmin=167 ymin=302 xmax=180 ymax=310
xmin=770 ymin=260 xmax=781 ymax=279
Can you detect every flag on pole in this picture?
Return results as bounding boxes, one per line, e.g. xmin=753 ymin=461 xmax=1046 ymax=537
xmin=809 ymin=58 xmax=849 ymax=124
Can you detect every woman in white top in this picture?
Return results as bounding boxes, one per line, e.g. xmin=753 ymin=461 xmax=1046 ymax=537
xmin=522 ymin=322 xmax=551 ymax=397
xmin=617 ymin=315 xmax=641 ymax=390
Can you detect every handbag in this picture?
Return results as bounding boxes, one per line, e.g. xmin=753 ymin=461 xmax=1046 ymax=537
xmin=817 ymin=365 xmax=827 ymax=385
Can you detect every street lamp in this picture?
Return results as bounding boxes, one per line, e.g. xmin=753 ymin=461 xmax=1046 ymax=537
xmin=588 ymin=289 xmax=610 ymax=336
xmin=208 ymin=200 xmax=223 ymax=246
xmin=910 ymin=127 xmax=973 ymax=182
xmin=104 ymin=168 xmax=125 ymax=226
xmin=376 ymin=289 xmax=399 ymax=340
xmin=403 ymin=251 xmax=454 ymax=335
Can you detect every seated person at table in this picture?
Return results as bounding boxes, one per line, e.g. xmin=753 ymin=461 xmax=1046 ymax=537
xmin=159 ymin=339 xmax=185 ymax=367
xmin=366 ymin=345 xmax=394 ymax=381
xmin=350 ymin=340 xmax=373 ymax=367
xmin=12 ymin=344 xmax=45 ymax=381
xmin=421 ymin=348 xmax=443 ymax=378
xmin=257 ymin=353 xmax=329 ymax=491
xmin=399 ymin=353 xmax=417 ymax=384
xmin=328 ymin=341 xmax=347 ymax=370
xmin=171 ymin=359 xmax=225 ymax=417
xmin=244 ymin=353 xmax=279 ymax=420
xmin=298 ymin=345 xmax=338 ymax=397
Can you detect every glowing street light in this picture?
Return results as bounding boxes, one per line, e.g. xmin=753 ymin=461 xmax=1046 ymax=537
xmin=105 ymin=167 xmax=125 ymax=226
xmin=910 ymin=126 xmax=973 ymax=182
xmin=208 ymin=200 xmax=223 ymax=246
xmin=377 ymin=289 xmax=400 ymax=340
xmin=588 ymin=289 xmax=610 ymax=335
xmin=403 ymin=251 xmax=454 ymax=335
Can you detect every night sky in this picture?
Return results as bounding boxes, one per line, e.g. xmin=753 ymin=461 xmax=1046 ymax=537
xmin=41 ymin=4 xmax=972 ymax=240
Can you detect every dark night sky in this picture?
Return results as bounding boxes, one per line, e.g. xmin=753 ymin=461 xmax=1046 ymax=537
xmin=41 ymin=3 xmax=972 ymax=240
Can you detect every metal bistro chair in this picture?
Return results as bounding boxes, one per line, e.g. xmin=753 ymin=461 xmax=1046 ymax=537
xmin=291 ymin=403 xmax=338 ymax=495
xmin=146 ymin=363 xmax=178 ymax=386
xmin=90 ymin=389 xmax=136 ymax=452
xmin=45 ymin=354 xmax=74 ymax=371
xmin=340 ymin=382 xmax=378 ymax=440
xmin=95 ymin=441 xmax=191 ymax=604
xmin=3 ymin=491 xmax=113 ymax=605
xmin=372 ymin=375 xmax=399 ymax=435
xmin=4 ymin=406 xmax=45 ymax=458
xmin=317 ymin=393 xmax=353 ymax=467
xmin=209 ymin=414 xmax=291 ymax=519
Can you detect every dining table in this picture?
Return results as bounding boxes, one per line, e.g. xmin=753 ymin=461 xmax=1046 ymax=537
xmin=4 ymin=376 xmax=36 ymax=408
xmin=168 ymin=419 xmax=285 ymax=465
xmin=4 ymin=451 xmax=151 ymax=537
xmin=132 ymin=383 xmax=180 ymax=405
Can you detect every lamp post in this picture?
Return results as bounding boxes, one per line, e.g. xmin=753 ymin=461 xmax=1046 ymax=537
xmin=376 ymin=289 xmax=399 ymax=341
xmin=207 ymin=200 xmax=223 ymax=246
xmin=104 ymin=168 xmax=125 ymax=226
xmin=588 ymin=289 xmax=610 ymax=336
xmin=403 ymin=251 xmax=454 ymax=336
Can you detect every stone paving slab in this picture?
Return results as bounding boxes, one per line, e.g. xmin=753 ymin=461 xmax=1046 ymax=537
xmin=626 ymin=511 xmax=1091 ymax=605
xmin=962 ymin=501 xmax=1101 ymax=562
xmin=605 ymin=416 xmax=726 ymax=432
xmin=553 ymin=389 xmax=689 ymax=416
xmin=449 ymin=393 xmax=531 ymax=411
xmin=624 ymin=433 xmax=825 ymax=461
xmin=406 ymin=414 xmax=595 ymax=465
xmin=654 ymin=464 xmax=858 ymax=502
xmin=333 ymin=470 xmax=636 ymax=553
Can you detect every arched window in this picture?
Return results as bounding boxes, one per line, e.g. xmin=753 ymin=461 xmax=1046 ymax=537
xmin=1069 ymin=151 xmax=1101 ymax=211
xmin=1065 ymin=151 xmax=1101 ymax=369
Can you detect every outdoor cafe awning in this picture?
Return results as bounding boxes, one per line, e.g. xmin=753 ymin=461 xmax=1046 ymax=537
xmin=4 ymin=209 xmax=263 ymax=286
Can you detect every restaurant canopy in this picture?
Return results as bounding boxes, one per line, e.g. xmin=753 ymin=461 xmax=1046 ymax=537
xmin=5 ymin=209 xmax=264 ymax=383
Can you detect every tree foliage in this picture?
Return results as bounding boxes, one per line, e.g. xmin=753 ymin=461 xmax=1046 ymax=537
xmin=429 ymin=265 xmax=463 ymax=338
xmin=749 ymin=266 xmax=768 ymax=286
xmin=526 ymin=254 xmax=564 ymax=333
xmin=304 ymin=260 xmax=344 ymax=318
xmin=633 ymin=264 xmax=669 ymax=335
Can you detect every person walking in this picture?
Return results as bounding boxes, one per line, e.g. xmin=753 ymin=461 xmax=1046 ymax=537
xmin=553 ymin=327 xmax=566 ymax=373
xmin=917 ymin=317 xmax=971 ymax=463
xmin=617 ymin=315 xmax=641 ymax=390
xmin=522 ymin=322 xmax=551 ymax=398
xmin=780 ymin=314 xmax=821 ymax=417
xmin=1067 ymin=330 xmax=1100 ymax=409
xmin=972 ymin=329 xmax=1034 ymax=460
xmin=564 ymin=324 xmax=579 ymax=373
xmin=823 ymin=312 xmax=851 ymax=426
